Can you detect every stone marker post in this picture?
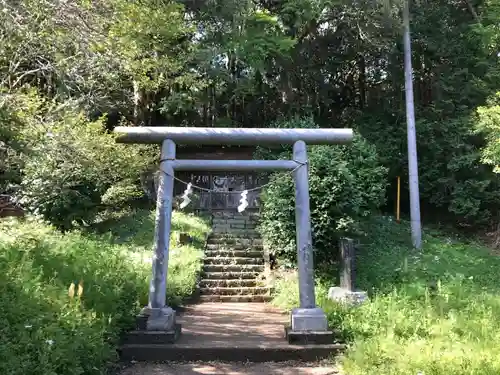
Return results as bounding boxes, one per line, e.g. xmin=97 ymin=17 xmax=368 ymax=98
xmin=339 ymin=238 xmax=355 ymax=292
xmin=328 ymin=237 xmax=368 ymax=305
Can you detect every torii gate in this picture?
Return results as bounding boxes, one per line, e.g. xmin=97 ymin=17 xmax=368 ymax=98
xmin=114 ymin=126 xmax=353 ymax=342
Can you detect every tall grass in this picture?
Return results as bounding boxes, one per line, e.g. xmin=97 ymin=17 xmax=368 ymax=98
xmin=272 ymin=216 xmax=500 ymax=375
xmin=0 ymin=209 xmax=209 ymax=375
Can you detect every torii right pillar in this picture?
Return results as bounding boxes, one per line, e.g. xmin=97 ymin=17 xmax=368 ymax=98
xmin=286 ymin=140 xmax=332 ymax=344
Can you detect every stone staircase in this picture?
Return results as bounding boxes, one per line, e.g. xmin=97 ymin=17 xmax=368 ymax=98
xmin=199 ymin=211 xmax=272 ymax=302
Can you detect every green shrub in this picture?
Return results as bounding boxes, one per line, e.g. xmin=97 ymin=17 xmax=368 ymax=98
xmin=0 ymin=93 xmax=29 ymax=191
xmin=2 ymin=90 xmax=155 ymax=230
xmin=0 ymin=209 xmax=209 ymax=375
xmin=476 ymin=92 xmax=500 ymax=173
xmin=258 ymin=119 xmax=387 ymax=267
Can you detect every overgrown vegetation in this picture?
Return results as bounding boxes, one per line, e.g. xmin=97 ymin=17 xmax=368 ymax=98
xmin=258 ymin=117 xmax=388 ymax=268
xmin=272 ymin=217 xmax=500 ymax=375
xmin=0 ymin=210 xmax=208 ymax=375
xmin=476 ymin=92 xmax=500 ymax=174
xmin=1 ymin=91 xmax=156 ymax=230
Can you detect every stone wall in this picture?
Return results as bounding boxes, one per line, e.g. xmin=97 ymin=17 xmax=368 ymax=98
xmin=211 ymin=211 xmax=259 ymax=234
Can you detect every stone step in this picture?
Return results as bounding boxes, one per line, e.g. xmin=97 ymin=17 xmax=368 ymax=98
xmin=205 ymin=243 xmax=263 ymax=251
xmin=197 ymin=294 xmax=273 ymax=303
xmin=199 ymin=287 xmax=271 ymax=296
xmin=122 ymin=325 xmax=181 ymax=346
xmin=212 ymin=219 xmax=257 ymax=226
xmin=199 ymin=279 xmax=257 ymax=288
xmin=201 ymin=271 xmax=261 ymax=280
xmin=202 ymin=264 xmax=265 ymax=273
xmin=204 ymin=249 xmax=263 ymax=258
xmin=215 ymin=224 xmax=258 ymax=229
xmin=213 ymin=225 xmax=258 ymax=232
xmin=212 ymin=217 xmax=257 ymax=223
xmin=119 ymin=300 xmax=344 ymax=363
xmin=203 ymin=257 xmax=264 ymax=266
xmin=119 ymin=343 xmax=343 ymax=362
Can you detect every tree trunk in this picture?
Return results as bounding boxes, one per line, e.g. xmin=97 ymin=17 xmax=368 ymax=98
xmin=357 ymin=55 xmax=366 ymax=109
xmin=133 ymin=80 xmax=143 ymax=126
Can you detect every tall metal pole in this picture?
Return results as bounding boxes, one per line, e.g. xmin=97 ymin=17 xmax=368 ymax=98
xmin=149 ymin=139 xmax=176 ymax=309
xmin=403 ymin=0 xmax=422 ymax=249
xmin=293 ymin=141 xmax=316 ymax=309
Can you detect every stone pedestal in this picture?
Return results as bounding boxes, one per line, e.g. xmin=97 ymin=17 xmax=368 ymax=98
xmin=290 ymin=307 xmax=328 ymax=331
xmin=285 ymin=307 xmax=333 ymax=345
xmin=328 ymin=287 xmax=368 ymax=306
xmin=137 ymin=306 xmax=181 ymax=338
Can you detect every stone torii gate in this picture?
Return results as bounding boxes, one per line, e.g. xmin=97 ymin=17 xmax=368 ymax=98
xmin=114 ymin=126 xmax=353 ymax=343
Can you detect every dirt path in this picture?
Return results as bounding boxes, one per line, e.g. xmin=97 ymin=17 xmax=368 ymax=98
xmin=120 ymin=303 xmax=342 ymax=374
xmin=121 ymin=361 xmax=341 ymax=375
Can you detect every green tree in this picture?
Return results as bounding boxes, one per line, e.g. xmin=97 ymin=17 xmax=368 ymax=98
xmin=477 ymin=93 xmax=500 ymax=173
xmin=2 ymin=90 xmax=154 ymax=229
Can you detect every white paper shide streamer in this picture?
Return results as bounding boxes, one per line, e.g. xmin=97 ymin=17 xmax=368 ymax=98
xmin=179 ymin=183 xmax=193 ymax=209
xmin=237 ymin=190 xmax=249 ymax=213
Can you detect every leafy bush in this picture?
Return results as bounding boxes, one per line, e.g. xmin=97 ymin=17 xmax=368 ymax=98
xmin=0 ymin=94 xmax=28 ymax=191
xmin=0 ymin=209 xmax=208 ymax=375
xmin=258 ymin=118 xmax=387 ymax=267
xmin=272 ymin=217 xmax=500 ymax=375
xmin=2 ymin=90 xmax=155 ymax=230
xmin=476 ymin=92 xmax=500 ymax=173
xmin=416 ymin=116 xmax=500 ymax=224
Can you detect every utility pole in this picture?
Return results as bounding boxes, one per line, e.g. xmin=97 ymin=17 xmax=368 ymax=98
xmin=403 ymin=0 xmax=422 ymax=249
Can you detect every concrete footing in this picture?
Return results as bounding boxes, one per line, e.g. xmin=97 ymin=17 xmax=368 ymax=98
xmin=285 ymin=307 xmax=334 ymax=346
xmin=124 ymin=324 xmax=182 ymax=345
xmin=136 ymin=306 xmax=181 ymax=337
xmin=284 ymin=326 xmax=334 ymax=345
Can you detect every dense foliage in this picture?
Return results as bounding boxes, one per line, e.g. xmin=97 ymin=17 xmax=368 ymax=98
xmin=477 ymin=92 xmax=500 ymax=173
xmin=1 ymin=91 xmax=155 ymax=229
xmin=258 ymin=118 xmax=387 ymax=267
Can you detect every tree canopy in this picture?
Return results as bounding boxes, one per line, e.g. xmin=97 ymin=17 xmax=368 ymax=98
xmin=1 ymin=0 xmax=499 ymax=229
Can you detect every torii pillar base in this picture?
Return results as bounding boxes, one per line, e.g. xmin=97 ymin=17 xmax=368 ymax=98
xmin=285 ymin=308 xmax=333 ymax=345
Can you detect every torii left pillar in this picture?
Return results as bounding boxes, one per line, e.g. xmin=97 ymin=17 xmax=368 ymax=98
xmin=138 ymin=139 xmax=178 ymax=332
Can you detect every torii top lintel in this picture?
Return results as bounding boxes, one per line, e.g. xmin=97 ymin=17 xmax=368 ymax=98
xmin=113 ymin=126 xmax=353 ymax=146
